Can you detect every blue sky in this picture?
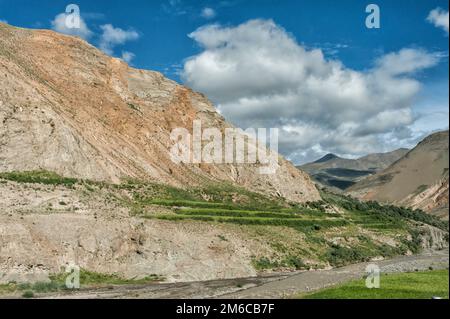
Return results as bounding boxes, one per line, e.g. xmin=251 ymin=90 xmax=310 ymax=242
xmin=1 ymin=0 xmax=448 ymax=163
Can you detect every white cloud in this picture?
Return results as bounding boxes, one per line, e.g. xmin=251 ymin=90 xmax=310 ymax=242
xmin=201 ymin=7 xmax=216 ymax=19
xmin=181 ymin=19 xmax=442 ymax=164
xmin=121 ymin=51 xmax=136 ymax=64
xmin=374 ymin=48 xmax=441 ymax=75
xmin=99 ymin=24 xmax=139 ymax=55
xmin=0 ymin=19 xmax=8 ymax=24
xmin=427 ymin=8 xmax=449 ymax=35
xmin=51 ymin=13 xmax=92 ymax=40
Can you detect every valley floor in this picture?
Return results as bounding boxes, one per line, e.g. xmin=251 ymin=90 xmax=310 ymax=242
xmin=1 ymin=171 xmax=448 ymax=299
xmin=299 ymin=269 xmax=448 ymax=299
xmin=4 ymin=249 xmax=446 ymax=299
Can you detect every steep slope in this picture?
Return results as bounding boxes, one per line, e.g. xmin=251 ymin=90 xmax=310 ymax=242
xmin=298 ymin=149 xmax=409 ymax=191
xmin=0 ymin=22 xmax=319 ymax=203
xmin=348 ymin=131 xmax=449 ymax=219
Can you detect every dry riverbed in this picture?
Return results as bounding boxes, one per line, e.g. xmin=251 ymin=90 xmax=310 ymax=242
xmin=7 ymin=249 xmax=445 ymax=299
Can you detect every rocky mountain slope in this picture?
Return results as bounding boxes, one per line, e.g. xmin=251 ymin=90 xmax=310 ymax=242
xmin=0 ymin=22 xmax=319 ymax=203
xmin=348 ymin=131 xmax=449 ymax=219
xmin=1 ymin=22 xmax=447 ymax=288
xmin=298 ymin=149 xmax=409 ymax=191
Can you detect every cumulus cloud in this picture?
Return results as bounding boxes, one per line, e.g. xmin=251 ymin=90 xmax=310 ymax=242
xmin=181 ymin=19 xmax=442 ymax=164
xmin=99 ymin=24 xmax=139 ymax=55
xmin=201 ymin=7 xmax=216 ymax=19
xmin=427 ymin=8 xmax=449 ymax=35
xmin=51 ymin=13 xmax=92 ymax=40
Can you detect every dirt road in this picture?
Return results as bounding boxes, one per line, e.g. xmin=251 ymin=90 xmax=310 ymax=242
xmin=33 ymin=249 xmax=448 ymax=299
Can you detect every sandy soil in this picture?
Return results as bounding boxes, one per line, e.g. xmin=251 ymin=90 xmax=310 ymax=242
xmin=16 ymin=249 xmax=447 ymax=299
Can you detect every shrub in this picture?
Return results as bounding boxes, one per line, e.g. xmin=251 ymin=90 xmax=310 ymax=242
xmin=326 ymin=244 xmax=367 ymax=267
xmin=22 ymin=290 xmax=34 ymax=298
xmin=253 ymin=257 xmax=278 ymax=270
xmin=283 ymin=256 xmax=307 ymax=270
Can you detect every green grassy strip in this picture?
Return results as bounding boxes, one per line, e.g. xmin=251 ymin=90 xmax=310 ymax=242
xmin=174 ymin=208 xmax=337 ymax=220
xmin=147 ymin=199 xmax=241 ymax=209
xmin=152 ymin=214 xmax=348 ymax=228
xmin=0 ymin=269 xmax=163 ymax=297
xmin=0 ymin=171 xmax=78 ymax=186
xmin=176 ymin=208 xmax=300 ymax=218
xmin=300 ymin=270 xmax=449 ymax=299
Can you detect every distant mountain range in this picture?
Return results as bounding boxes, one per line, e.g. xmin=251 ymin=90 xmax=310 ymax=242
xmin=298 ymin=148 xmax=409 ymax=191
xmin=348 ymin=130 xmax=449 ymax=219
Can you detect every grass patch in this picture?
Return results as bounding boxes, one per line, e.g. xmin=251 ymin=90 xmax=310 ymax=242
xmin=325 ymin=242 xmax=403 ymax=267
xmin=151 ymin=214 xmax=348 ymax=231
xmin=300 ymin=270 xmax=449 ymax=299
xmin=127 ymin=103 xmax=141 ymax=113
xmin=49 ymin=269 xmax=163 ymax=286
xmin=175 ymin=208 xmax=311 ymax=219
xmin=322 ymin=191 xmax=447 ymax=232
xmin=0 ymin=171 xmax=78 ymax=186
xmin=0 ymin=269 xmax=163 ymax=297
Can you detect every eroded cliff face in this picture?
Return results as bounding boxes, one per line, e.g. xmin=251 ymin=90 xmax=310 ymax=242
xmin=0 ymin=180 xmax=274 ymax=283
xmin=0 ymin=22 xmax=319 ymax=203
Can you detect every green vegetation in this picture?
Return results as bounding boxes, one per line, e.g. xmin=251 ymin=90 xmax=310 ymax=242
xmin=49 ymin=269 xmax=162 ymax=286
xmin=0 ymin=170 xmax=78 ymax=186
xmin=0 ymin=269 xmax=163 ymax=297
xmin=253 ymin=256 xmax=308 ymax=270
xmin=21 ymin=291 xmax=34 ymax=298
xmin=325 ymin=242 xmax=404 ymax=267
xmin=2 ymin=170 xmax=448 ymax=272
xmin=321 ymin=191 xmax=448 ymax=232
xmin=300 ymin=270 xmax=449 ymax=299
xmin=127 ymin=103 xmax=141 ymax=112
xmin=152 ymin=213 xmax=348 ymax=232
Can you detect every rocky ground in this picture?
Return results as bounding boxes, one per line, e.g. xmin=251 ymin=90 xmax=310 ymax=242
xmin=4 ymin=249 xmax=444 ymax=299
xmin=0 ymin=179 xmax=274 ymax=284
xmin=1 ymin=175 xmax=448 ymax=288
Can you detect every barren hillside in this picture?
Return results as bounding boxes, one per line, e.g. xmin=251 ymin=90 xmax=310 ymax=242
xmin=0 ymin=22 xmax=447 ymax=290
xmin=348 ymin=131 xmax=449 ymax=219
xmin=298 ymin=149 xmax=409 ymax=191
xmin=0 ymin=22 xmax=319 ymax=203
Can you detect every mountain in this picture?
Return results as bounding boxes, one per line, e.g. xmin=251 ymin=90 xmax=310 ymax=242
xmin=0 ymin=22 xmax=319 ymax=203
xmin=298 ymin=149 xmax=409 ymax=191
xmin=0 ymin=23 xmax=448 ymax=287
xmin=348 ymin=131 xmax=449 ymax=219
xmin=314 ymin=153 xmax=340 ymax=163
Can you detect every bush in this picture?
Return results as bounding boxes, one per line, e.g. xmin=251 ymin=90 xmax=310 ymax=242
xmin=326 ymin=244 xmax=367 ymax=267
xmin=22 ymin=290 xmax=34 ymax=298
xmin=253 ymin=257 xmax=277 ymax=270
xmin=283 ymin=256 xmax=307 ymax=270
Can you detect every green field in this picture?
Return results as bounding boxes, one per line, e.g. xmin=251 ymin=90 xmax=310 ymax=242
xmin=301 ymin=270 xmax=449 ymax=299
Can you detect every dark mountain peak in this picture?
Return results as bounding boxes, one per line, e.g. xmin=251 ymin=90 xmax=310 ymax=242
xmin=314 ymin=153 xmax=340 ymax=163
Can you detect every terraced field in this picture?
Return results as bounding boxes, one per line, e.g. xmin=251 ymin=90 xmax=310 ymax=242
xmin=1 ymin=171 xmax=448 ymax=273
xmin=146 ymin=204 xmax=348 ymax=232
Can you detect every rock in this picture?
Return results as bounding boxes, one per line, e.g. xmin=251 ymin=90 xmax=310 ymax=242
xmin=0 ymin=23 xmax=319 ymax=203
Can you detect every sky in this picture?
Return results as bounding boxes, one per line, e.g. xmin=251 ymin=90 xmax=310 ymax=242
xmin=1 ymin=0 xmax=448 ymax=164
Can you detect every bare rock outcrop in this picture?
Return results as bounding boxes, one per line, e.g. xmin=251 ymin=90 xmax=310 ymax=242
xmin=0 ymin=22 xmax=319 ymax=203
